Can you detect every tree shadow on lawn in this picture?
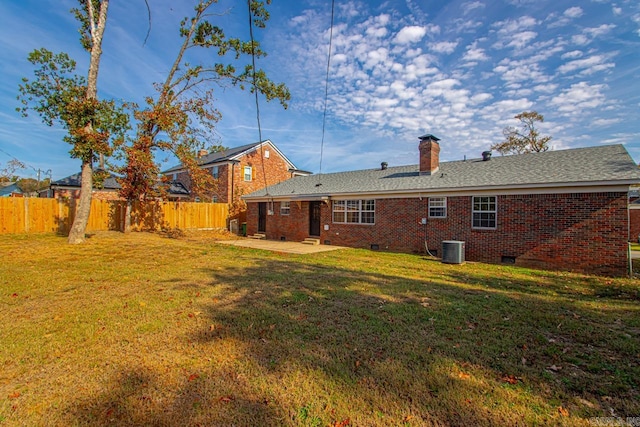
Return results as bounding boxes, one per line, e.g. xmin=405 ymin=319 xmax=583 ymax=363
xmin=65 ymin=362 xmax=283 ymax=426
xmin=188 ymin=257 xmax=639 ymax=425
xmin=64 ymin=254 xmax=639 ymax=426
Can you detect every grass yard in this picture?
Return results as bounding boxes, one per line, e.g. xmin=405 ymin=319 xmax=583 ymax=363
xmin=1 ymin=231 xmax=639 ymax=426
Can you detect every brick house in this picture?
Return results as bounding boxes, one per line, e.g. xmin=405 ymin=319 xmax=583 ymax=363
xmin=49 ymin=172 xmax=189 ymax=201
xmin=163 ymin=140 xmax=309 ymax=222
xmin=243 ymin=135 xmax=640 ymax=276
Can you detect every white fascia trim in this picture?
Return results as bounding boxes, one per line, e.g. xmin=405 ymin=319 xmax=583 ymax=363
xmin=332 ymin=184 xmax=632 ymax=200
xmin=244 ymin=183 xmax=633 ymax=202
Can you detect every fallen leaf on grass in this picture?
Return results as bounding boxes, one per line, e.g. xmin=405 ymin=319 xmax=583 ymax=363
xmin=188 ymin=373 xmax=199 ymax=382
xmin=558 ymin=406 xmax=569 ymax=417
xmin=547 ymin=365 xmax=562 ymax=372
xmin=458 ymin=372 xmax=471 ymax=380
xmin=8 ymin=392 xmax=20 ymax=399
xmin=11 ymin=293 xmax=18 ymax=298
xmin=501 ymin=374 xmax=520 ymax=384
xmin=219 ymin=396 xmax=234 ymax=403
xmin=333 ymin=418 xmax=351 ymax=427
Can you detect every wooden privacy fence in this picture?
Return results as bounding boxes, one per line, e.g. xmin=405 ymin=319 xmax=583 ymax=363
xmin=0 ymin=198 xmax=229 ymax=234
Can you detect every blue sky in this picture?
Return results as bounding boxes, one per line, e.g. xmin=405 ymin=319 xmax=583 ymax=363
xmin=1 ymin=0 xmax=639 ymax=180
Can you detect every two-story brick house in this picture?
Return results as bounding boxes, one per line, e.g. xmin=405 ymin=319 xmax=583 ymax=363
xmin=243 ymin=135 xmax=640 ymax=276
xmin=163 ymin=140 xmax=309 ymax=222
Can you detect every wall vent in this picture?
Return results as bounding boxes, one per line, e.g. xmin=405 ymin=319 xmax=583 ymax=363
xmin=501 ymin=255 xmax=516 ymax=264
xmin=370 ymin=244 xmax=380 ymax=250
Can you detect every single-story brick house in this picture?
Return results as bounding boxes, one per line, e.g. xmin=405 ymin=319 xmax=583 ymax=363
xmin=243 ymin=135 xmax=640 ymax=276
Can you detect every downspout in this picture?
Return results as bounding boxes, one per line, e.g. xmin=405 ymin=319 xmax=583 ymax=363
xmin=230 ymin=160 xmax=240 ymax=204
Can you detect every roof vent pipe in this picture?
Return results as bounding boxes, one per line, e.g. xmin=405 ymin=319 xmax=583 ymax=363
xmin=381 ymin=162 xmax=388 ymax=170
xmin=482 ymin=151 xmax=492 ymax=161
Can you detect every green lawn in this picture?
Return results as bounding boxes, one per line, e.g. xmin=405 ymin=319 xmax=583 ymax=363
xmin=1 ymin=231 xmax=638 ymax=426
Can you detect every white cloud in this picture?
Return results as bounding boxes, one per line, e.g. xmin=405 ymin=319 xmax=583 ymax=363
xmin=393 ymin=26 xmax=428 ymax=44
xmin=462 ymin=41 xmax=488 ymax=63
xmin=492 ymin=16 xmax=538 ymax=48
xmin=429 ymin=41 xmax=459 ymax=54
xmin=561 ymin=50 xmax=583 ymax=60
xmin=558 ymin=55 xmax=615 ymax=75
xmin=592 ymin=118 xmax=622 ymax=127
xmin=461 ymin=1 xmax=485 ymax=15
xmin=506 ymin=31 xmax=538 ymax=49
xmin=585 ymin=24 xmax=616 ymax=37
xmin=549 ymin=82 xmax=607 ymax=113
xmin=572 ymin=34 xmax=589 ymax=45
xmin=564 ymin=7 xmax=583 ymax=18
xmin=612 ymin=7 xmax=622 ymax=16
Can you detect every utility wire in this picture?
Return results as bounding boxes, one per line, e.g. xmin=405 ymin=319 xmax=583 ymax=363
xmin=318 ymin=0 xmax=336 ymax=181
xmin=247 ymin=0 xmax=269 ymax=197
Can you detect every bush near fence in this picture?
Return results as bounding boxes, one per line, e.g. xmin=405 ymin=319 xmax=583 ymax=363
xmin=0 ymin=198 xmax=229 ymax=234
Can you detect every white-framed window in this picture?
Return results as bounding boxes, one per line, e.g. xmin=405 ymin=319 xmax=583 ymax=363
xmin=472 ymin=196 xmax=497 ymax=229
xmin=244 ymin=166 xmax=252 ymax=182
xmin=280 ymin=201 xmax=290 ymax=215
xmin=264 ymin=149 xmax=270 ymax=158
xmin=429 ymin=197 xmax=447 ymax=218
xmin=332 ymin=200 xmax=375 ymax=224
xmin=211 ymin=166 xmax=219 ymax=179
xmin=212 ymin=196 xmax=218 ymax=203
xmin=172 ymin=173 xmax=178 ymax=180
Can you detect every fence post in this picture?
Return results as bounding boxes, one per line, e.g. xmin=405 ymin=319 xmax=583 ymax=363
xmin=23 ymin=197 xmax=29 ymax=233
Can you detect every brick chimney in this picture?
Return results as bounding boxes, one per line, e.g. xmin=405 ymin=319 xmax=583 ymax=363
xmin=419 ymin=134 xmax=440 ymax=175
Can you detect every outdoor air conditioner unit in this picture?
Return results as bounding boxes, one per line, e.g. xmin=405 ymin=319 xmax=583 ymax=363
xmin=442 ymin=240 xmax=465 ymax=264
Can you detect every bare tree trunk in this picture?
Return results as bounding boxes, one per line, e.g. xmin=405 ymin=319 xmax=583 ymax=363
xmin=67 ymin=0 xmax=110 ymax=244
xmin=124 ymin=200 xmax=132 ymax=233
xmin=68 ymin=162 xmax=93 ymax=243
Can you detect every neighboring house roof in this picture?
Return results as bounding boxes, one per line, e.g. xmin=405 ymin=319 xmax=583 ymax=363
xmin=244 ymin=144 xmax=640 ymax=200
xmin=51 ymin=171 xmax=121 ymax=190
xmin=162 ymin=140 xmax=300 ymax=174
xmin=51 ymin=172 xmax=190 ymax=197
xmin=0 ymin=182 xmax=22 ymax=197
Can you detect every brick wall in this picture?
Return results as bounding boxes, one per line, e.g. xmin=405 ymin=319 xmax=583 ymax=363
xmin=247 ymin=191 xmax=630 ymax=276
xmin=169 ymin=143 xmax=293 ymax=207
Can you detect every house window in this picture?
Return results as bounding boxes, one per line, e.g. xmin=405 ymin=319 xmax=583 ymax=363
xmin=332 ymin=200 xmax=375 ymax=224
xmin=212 ymin=196 xmax=218 ymax=203
xmin=429 ymin=197 xmax=447 ymax=218
xmin=244 ymin=166 xmax=252 ymax=182
xmin=172 ymin=173 xmax=177 ymax=181
xmin=264 ymin=149 xmax=270 ymax=158
xmin=280 ymin=201 xmax=290 ymax=215
xmin=472 ymin=196 xmax=497 ymax=229
xmin=211 ymin=166 xmax=219 ymax=179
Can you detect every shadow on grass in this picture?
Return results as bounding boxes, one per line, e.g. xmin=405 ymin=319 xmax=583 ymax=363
xmin=66 ymin=251 xmax=639 ymax=426
xmin=190 ymin=257 xmax=638 ymax=425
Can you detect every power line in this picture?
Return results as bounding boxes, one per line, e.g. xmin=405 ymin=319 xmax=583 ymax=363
xmin=246 ymin=0 xmax=269 ymax=197
xmin=318 ymin=0 xmax=336 ymax=181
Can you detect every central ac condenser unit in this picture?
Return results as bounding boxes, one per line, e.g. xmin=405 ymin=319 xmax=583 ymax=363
xmin=442 ymin=240 xmax=465 ymax=264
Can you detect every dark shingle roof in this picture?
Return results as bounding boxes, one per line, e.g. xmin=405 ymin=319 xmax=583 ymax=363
xmin=52 ymin=173 xmax=190 ymax=196
xmin=244 ymin=144 xmax=640 ymax=200
xmin=52 ymin=172 xmax=121 ymax=190
xmin=162 ymin=140 xmax=298 ymax=173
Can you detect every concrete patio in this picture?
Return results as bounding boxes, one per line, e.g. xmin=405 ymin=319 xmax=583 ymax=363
xmin=216 ymin=238 xmax=345 ymax=254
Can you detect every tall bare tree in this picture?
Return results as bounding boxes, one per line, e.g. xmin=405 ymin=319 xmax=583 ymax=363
xmin=492 ymin=111 xmax=552 ymax=155
xmin=18 ymin=1 xmax=128 ymax=243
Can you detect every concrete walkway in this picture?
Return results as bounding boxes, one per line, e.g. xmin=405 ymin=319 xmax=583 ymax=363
xmin=216 ymin=238 xmax=345 ymax=254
